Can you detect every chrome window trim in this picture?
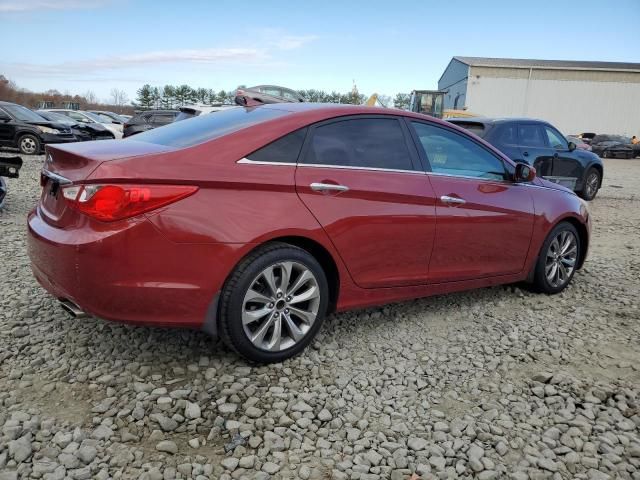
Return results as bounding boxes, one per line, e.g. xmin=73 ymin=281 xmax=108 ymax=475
xmin=237 ymin=157 xmax=424 ymax=175
xmin=41 ymin=169 xmax=72 ymax=185
xmin=426 ymin=171 xmax=509 ymax=183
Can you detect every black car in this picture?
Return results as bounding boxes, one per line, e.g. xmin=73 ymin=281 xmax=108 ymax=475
xmin=0 ymin=101 xmax=76 ymax=155
xmin=448 ymin=118 xmax=604 ymax=200
xmin=37 ymin=110 xmax=115 ymax=141
xmin=123 ymin=110 xmax=178 ymax=137
xmin=590 ymin=134 xmax=636 ymax=159
xmin=0 ymin=155 xmax=22 ymax=209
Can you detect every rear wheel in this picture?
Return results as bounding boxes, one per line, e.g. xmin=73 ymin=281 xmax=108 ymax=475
xmin=533 ymin=222 xmax=581 ymax=294
xmin=18 ymin=134 xmax=41 ymax=155
xmin=218 ymin=243 xmax=329 ymax=363
xmin=0 ymin=177 xmax=6 ymax=209
xmin=579 ymin=167 xmax=600 ymax=201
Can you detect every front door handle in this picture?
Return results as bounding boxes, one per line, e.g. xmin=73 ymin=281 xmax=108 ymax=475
xmin=523 ymin=151 xmax=529 ymax=157
xmin=310 ymin=182 xmax=349 ymax=193
xmin=440 ymin=195 xmax=466 ymax=206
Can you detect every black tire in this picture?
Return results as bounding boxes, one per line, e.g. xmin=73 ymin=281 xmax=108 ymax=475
xmin=218 ymin=242 xmax=329 ymax=363
xmin=18 ymin=134 xmax=41 ymax=155
xmin=0 ymin=177 xmax=6 ymax=209
xmin=627 ymin=151 xmax=635 ymax=159
xmin=578 ymin=167 xmax=600 ymax=201
xmin=533 ymin=222 xmax=581 ymax=294
xmin=601 ymin=150 xmax=610 ymax=159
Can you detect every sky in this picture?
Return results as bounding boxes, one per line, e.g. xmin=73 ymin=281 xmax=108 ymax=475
xmin=1 ymin=0 xmax=639 ymax=104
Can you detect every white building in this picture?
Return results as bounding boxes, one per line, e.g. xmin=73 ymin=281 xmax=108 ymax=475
xmin=438 ymin=56 xmax=640 ymax=136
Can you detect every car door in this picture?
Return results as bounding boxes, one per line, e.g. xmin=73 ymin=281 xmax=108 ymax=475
xmin=295 ymin=116 xmax=437 ymax=288
xmin=544 ymin=125 xmax=583 ymax=181
xmin=517 ymin=123 xmax=554 ymax=177
xmin=408 ymin=120 xmax=535 ymax=283
xmin=0 ymin=107 xmax=15 ymax=145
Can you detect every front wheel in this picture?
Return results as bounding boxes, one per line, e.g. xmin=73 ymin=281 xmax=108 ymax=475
xmin=579 ymin=167 xmax=600 ymax=201
xmin=218 ymin=243 xmax=329 ymax=363
xmin=18 ymin=134 xmax=41 ymax=155
xmin=533 ymin=222 xmax=581 ymax=294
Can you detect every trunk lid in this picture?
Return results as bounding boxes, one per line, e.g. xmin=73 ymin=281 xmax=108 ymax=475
xmin=40 ymin=140 xmax=176 ymax=228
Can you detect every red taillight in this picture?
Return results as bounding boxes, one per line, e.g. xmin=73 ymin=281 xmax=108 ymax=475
xmin=62 ymin=184 xmax=198 ymax=222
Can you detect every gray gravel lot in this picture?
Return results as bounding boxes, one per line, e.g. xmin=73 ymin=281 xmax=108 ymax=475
xmin=1 ymin=153 xmax=639 ymax=480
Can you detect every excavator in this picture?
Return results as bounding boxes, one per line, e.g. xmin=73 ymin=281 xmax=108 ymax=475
xmin=366 ymin=91 xmax=476 ymax=119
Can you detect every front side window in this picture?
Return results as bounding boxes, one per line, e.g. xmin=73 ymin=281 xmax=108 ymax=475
xmin=411 ymin=122 xmax=506 ymax=181
xmin=303 ymin=118 xmax=414 ymax=171
xmin=247 ymin=128 xmax=307 ymax=163
xmin=518 ymin=124 xmax=546 ymax=148
xmin=64 ymin=111 xmax=90 ymax=122
xmin=545 ymin=126 xmax=568 ymax=150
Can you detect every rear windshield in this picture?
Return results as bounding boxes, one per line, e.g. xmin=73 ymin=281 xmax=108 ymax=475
xmin=130 ymin=107 xmax=289 ymax=147
xmin=449 ymin=121 xmax=486 ymax=137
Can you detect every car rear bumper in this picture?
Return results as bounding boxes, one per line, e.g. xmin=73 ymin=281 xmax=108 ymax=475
xmin=27 ymin=208 xmax=245 ymax=329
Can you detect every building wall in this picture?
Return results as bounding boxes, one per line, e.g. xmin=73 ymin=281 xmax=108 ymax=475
xmin=466 ymin=66 xmax=640 ymax=135
xmin=438 ymin=59 xmax=470 ymax=110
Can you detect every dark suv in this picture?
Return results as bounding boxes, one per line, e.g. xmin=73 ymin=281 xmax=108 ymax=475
xmin=123 ymin=110 xmax=178 ymax=137
xmin=0 ymin=101 xmax=76 ymax=155
xmin=448 ymin=118 xmax=604 ymax=200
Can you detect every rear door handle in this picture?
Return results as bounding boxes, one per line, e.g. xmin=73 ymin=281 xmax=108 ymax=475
xmin=440 ymin=195 xmax=466 ymax=206
xmin=310 ymin=182 xmax=349 ymax=193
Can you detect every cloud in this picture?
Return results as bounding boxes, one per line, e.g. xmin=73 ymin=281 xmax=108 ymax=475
xmin=0 ymin=0 xmax=109 ymax=13
xmin=271 ymin=35 xmax=319 ymax=51
xmin=2 ymin=47 xmax=269 ymax=78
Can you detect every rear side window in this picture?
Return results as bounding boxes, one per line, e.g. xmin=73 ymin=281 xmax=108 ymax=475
xmin=247 ymin=128 xmax=307 ymax=163
xmin=303 ymin=118 xmax=414 ymax=171
xmin=518 ymin=124 xmax=546 ymax=148
xmin=495 ymin=124 xmax=518 ymax=145
xmin=151 ymin=114 xmax=175 ymax=125
xmin=130 ymin=107 xmax=289 ymax=148
xmin=450 ymin=121 xmax=486 ymax=137
xmin=411 ymin=122 xmax=506 ymax=180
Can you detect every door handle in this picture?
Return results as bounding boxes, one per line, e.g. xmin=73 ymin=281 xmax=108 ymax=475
xmin=523 ymin=151 xmax=529 ymax=157
xmin=440 ymin=195 xmax=466 ymax=206
xmin=310 ymin=182 xmax=349 ymax=193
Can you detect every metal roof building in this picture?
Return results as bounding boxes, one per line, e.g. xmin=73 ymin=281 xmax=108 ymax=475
xmin=438 ymin=56 xmax=640 ymax=135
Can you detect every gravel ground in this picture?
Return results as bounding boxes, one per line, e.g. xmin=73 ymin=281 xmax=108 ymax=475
xmin=1 ymin=153 xmax=639 ymax=480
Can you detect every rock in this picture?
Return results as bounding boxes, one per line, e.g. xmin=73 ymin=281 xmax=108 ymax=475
xmin=291 ymin=400 xmax=313 ymax=412
xmin=245 ymin=406 xmax=263 ymax=418
xmin=76 ymin=445 xmax=98 ymax=464
xmin=221 ymin=457 xmax=239 ymax=471
xmin=318 ymin=409 xmax=333 ymax=421
xmin=8 ymin=435 xmax=32 ymax=462
xmin=156 ymin=441 xmax=178 ymax=454
xmin=219 ymin=403 xmax=238 ymax=414
xmin=408 ymin=437 xmax=428 ymax=451
xmin=185 ymin=401 xmax=201 ymax=419
xmin=262 ymin=462 xmax=281 ymax=474
xmin=91 ymin=425 xmax=114 ymax=440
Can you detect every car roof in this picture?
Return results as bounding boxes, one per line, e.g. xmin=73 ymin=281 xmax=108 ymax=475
xmin=448 ymin=117 xmax=550 ymax=125
xmin=0 ymin=100 xmax=20 ymax=106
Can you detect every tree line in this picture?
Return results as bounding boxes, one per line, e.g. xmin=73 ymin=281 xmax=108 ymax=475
xmin=0 ymin=75 xmax=134 ymax=114
xmin=134 ymin=83 xmax=411 ymax=110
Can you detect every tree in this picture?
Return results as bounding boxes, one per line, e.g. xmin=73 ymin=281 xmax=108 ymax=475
xmin=110 ymin=88 xmax=129 ymax=108
xmin=195 ymin=87 xmax=209 ymax=104
xmin=393 ymin=93 xmax=410 ymax=110
xmin=161 ymin=85 xmax=176 ymax=109
xmin=174 ymin=84 xmax=193 ymax=106
xmin=135 ymin=84 xmax=155 ymax=110
xmin=84 ymin=90 xmax=99 ymax=104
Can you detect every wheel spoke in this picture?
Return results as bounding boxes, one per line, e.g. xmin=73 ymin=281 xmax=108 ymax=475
xmin=289 ymin=285 xmax=319 ymax=305
xmin=288 ymin=269 xmax=313 ymax=295
xmin=279 ymin=262 xmax=293 ymax=293
xmin=546 ymin=262 xmax=558 ymax=282
xmin=245 ymin=288 xmax=272 ymax=305
xmin=288 ymin=306 xmax=315 ymax=325
xmin=261 ymin=266 xmax=278 ymax=296
xmin=251 ymin=312 xmax=276 ymax=345
xmin=266 ymin=315 xmax=282 ymax=351
xmin=243 ymin=306 xmax=272 ymax=325
xmin=283 ymin=312 xmax=305 ymax=342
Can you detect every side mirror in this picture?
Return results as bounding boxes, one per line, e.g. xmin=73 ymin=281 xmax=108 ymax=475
xmin=0 ymin=115 xmax=10 ymax=122
xmin=568 ymin=141 xmax=576 ymax=152
xmin=515 ymin=162 xmax=536 ymax=182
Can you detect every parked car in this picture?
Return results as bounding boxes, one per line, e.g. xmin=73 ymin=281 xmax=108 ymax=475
xmin=234 ymin=85 xmax=305 ymax=106
xmin=590 ymin=134 xmax=636 ymax=159
xmin=29 ymin=104 xmax=591 ymax=363
xmin=45 ymin=109 xmax=123 ymax=139
xmin=88 ymin=110 xmax=129 ymax=125
xmin=577 ymin=133 xmax=596 ymax=145
xmin=448 ymin=118 xmax=604 ymax=200
xmin=37 ymin=110 xmax=115 ymax=141
xmin=0 ymin=101 xmax=76 ymax=154
xmin=0 ymin=155 xmax=22 ymax=208
xmin=123 ymin=110 xmax=179 ymax=137
xmin=174 ymin=104 xmax=237 ymax=122
xmin=566 ymin=135 xmax=591 ymax=151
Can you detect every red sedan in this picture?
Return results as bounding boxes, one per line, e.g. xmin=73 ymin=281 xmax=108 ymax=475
xmin=28 ymin=104 xmax=591 ymax=362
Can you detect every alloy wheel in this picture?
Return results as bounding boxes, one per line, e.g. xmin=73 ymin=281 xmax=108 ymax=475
xmin=545 ymin=230 xmax=578 ymax=288
xmin=242 ymin=261 xmax=320 ymax=352
xmin=20 ymin=137 xmax=37 ymax=154
xmin=585 ymin=172 xmax=599 ymax=198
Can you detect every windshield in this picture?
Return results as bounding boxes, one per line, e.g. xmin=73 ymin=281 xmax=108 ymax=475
xmin=3 ymin=104 xmax=47 ymax=122
xmin=84 ymin=111 xmax=110 ymax=123
xmin=131 ymin=106 xmax=290 ymax=148
xmin=37 ymin=111 xmax=74 ymax=124
xmin=95 ymin=111 xmax=127 ymax=123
